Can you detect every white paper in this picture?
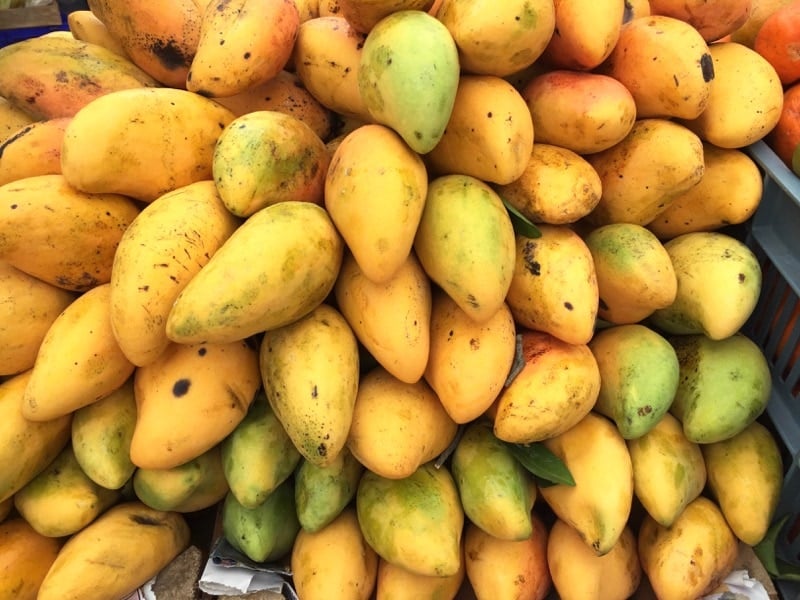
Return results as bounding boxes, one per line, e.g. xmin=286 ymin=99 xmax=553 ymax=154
xmin=701 ymin=570 xmax=772 ymax=600
xmin=124 ymin=579 xmax=156 ymax=600
xmin=198 ymin=559 xmax=290 ymax=596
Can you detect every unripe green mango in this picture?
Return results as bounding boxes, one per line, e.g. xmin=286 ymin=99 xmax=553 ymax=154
xmin=356 ymin=462 xmax=464 ymax=577
xmin=669 ymin=333 xmax=771 ymax=444
xmin=222 ymin=478 xmax=300 ymax=564
xmin=451 ymin=420 xmax=534 ymax=541
xmin=358 ymin=10 xmax=460 ymax=154
xmin=295 ymin=447 xmax=364 ymax=533
xmin=221 ymin=389 xmax=301 ymax=510
xmin=590 ymin=323 xmax=680 ymax=439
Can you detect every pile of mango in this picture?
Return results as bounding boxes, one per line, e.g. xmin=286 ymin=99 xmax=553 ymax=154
xmin=0 ymin=0 xmax=792 ymax=599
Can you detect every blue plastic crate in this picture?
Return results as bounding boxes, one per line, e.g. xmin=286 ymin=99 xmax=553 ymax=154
xmin=745 ymin=140 xmax=800 ymax=600
xmin=0 ymin=1 xmax=69 ymax=49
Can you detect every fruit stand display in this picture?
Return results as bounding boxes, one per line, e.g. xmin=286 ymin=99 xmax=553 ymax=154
xmin=1 ymin=1 xmax=800 ymax=599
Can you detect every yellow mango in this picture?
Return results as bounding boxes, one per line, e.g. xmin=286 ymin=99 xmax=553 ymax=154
xmin=130 ymin=340 xmax=260 ymax=470
xmin=325 ymin=123 xmax=428 ymax=284
xmin=490 ymin=329 xmax=600 ymax=444
xmin=638 ymin=496 xmax=739 ymax=600
xmin=702 ymin=421 xmax=784 ymax=545
xmin=548 ymin=520 xmax=640 ymax=600
xmin=424 ymin=292 xmax=516 ymax=424
xmin=586 ymin=119 xmax=705 ymax=227
xmin=495 ymin=143 xmax=602 ymax=225
xmin=0 ymin=96 xmax=35 ymax=145
xmin=730 ymin=0 xmax=793 ymax=47
xmin=463 ymin=512 xmax=551 ymax=600
xmin=648 ymin=144 xmax=763 ymax=240
xmin=292 ymin=17 xmax=372 ymax=121
xmin=61 ymin=87 xmax=236 ymax=203
xmin=543 ymin=0 xmax=624 ymax=69
xmin=292 ymin=507 xmax=378 ymax=600
xmin=648 ymin=0 xmax=752 ymax=42
xmin=0 ymin=518 xmax=62 ymax=600
xmin=414 ymin=174 xmax=516 ymax=324
xmin=212 ymin=110 xmax=329 ymax=217
xmin=334 ymin=252 xmax=431 ymax=385
xmin=338 ymin=0 xmax=434 ymax=32
xmin=375 ymin=554 xmax=465 ymax=600
xmin=0 ymin=372 xmax=72 ymax=503
xmin=436 ymin=0 xmax=555 ymax=77
xmin=521 ymin=70 xmax=636 ymax=154
xmin=0 ymin=117 xmax=70 ymax=186
xmin=627 ymin=413 xmax=707 ymax=527
xmin=599 ymin=15 xmax=714 ymax=119
xmin=679 ymin=41 xmax=783 ymax=148
xmin=22 ymin=283 xmax=136 ymax=422
xmin=425 ymin=74 xmax=534 ymax=185
xmin=0 ymin=262 xmax=75 ymax=377
xmin=347 ymin=367 xmax=458 ymax=480
xmin=583 ymin=222 xmax=678 ymax=325
xmin=260 ymin=303 xmax=360 ymax=467
xmin=539 ymin=412 xmax=634 ymax=556
xmin=505 ymin=224 xmax=598 ymax=345
xmin=167 ymin=201 xmax=344 ymax=344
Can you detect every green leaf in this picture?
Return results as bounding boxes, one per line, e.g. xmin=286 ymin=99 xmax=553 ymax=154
xmin=501 ymin=196 xmax=541 ymax=239
xmin=505 ymin=441 xmax=575 ymax=487
xmin=753 ymin=515 xmax=800 ymax=581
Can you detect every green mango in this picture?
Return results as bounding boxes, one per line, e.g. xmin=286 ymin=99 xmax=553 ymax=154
xmin=222 ymin=478 xmax=300 ymax=564
xmin=356 ymin=462 xmax=463 ymax=577
xmin=590 ymin=323 xmax=680 ymax=439
xmin=414 ymin=174 xmax=516 ymax=324
xmin=669 ymin=333 xmax=771 ymax=444
xmin=295 ymin=448 xmax=364 ymax=533
xmin=451 ymin=420 xmax=533 ymax=541
xmin=358 ymin=10 xmax=459 ymax=154
xmin=221 ymin=389 xmax=301 ymax=509
xmin=133 ymin=445 xmax=229 ymax=513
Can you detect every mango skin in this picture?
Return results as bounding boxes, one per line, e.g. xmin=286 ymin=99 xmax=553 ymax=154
xmin=358 ymin=10 xmax=459 ymax=154
xmin=295 ymin=448 xmax=364 ymax=533
xmin=702 ymin=421 xmax=784 ymax=545
xmin=414 ymin=174 xmax=516 ymax=324
xmin=669 ymin=333 xmax=772 ymax=444
xmin=638 ymin=496 xmax=738 ymax=600
xmin=222 ymin=479 xmax=300 ymax=564
xmin=356 ymin=462 xmax=464 ymax=577
xmin=589 ymin=324 xmax=679 ymax=439
xmin=451 ymin=420 xmax=534 ymax=541
xmin=490 ymin=329 xmax=600 ymax=444
xmin=627 ymin=413 xmax=707 ymax=527
xmin=375 ymin=553 xmax=465 ymax=600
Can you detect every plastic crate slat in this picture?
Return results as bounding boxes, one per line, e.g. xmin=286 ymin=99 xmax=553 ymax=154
xmin=767 ymin=369 xmax=800 ymax=460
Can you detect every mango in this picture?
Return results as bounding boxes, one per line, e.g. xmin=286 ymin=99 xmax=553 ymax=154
xmin=166 ymin=201 xmax=344 ymax=344
xmin=133 ymin=445 xmax=229 ymax=513
xmin=539 ymin=412 xmax=633 ymax=556
xmin=451 ymin=420 xmax=534 ymax=541
xmin=358 ymin=10 xmax=459 ymax=154
xmin=584 ymin=222 xmax=677 ymax=325
xmin=424 ymin=74 xmax=534 ymax=184
xmin=295 ymin=447 xmax=364 ymax=533
xmin=414 ymin=174 xmax=516 ymax=324
xmin=338 ymin=0 xmax=434 ymax=33
xmin=589 ymin=324 xmax=679 ymax=439
xmin=505 ymin=225 xmax=598 ymax=345
xmin=222 ymin=479 xmax=300 ymax=564
xmin=221 ymin=389 xmax=301 ymax=510
xmin=424 ymin=292 xmax=516 ymax=424
xmin=542 ymin=0 xmax=624 ymax=69
xmin=548 ymin=520 xmax=640 ymax=600
xmin=212 ymin=110 xmax=329 ymax=217
xmin=375 ymin=553 xmax=465 ymax=600
xmin=324 ymin=123 xmax=428 ymax=284
xmin=334 ymin=251 xmax=431 ymax=385
xmin=356 ymin=462 xmax=464 ymax=577
xmin=463 ymin=512 xmax=551 ymax=600
xmin=638 ymin=496 xmax=738 ymax=600
xmin=669 ymin=333 xmax=772 ymax=444
xmin=347 ymin=367 xmax=458 ymax=480
xmin=627 ymin=413 xmax=707 ymax=527
xmin=702 ymin=420 xmax=784 ymax=545
xmin=649 ymin=231 xmax=762 ymax=340
xmin=291 ymin=507 xmax=378 ymax=600
xmin=490 ymin=329 xmax=600 ymax=444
